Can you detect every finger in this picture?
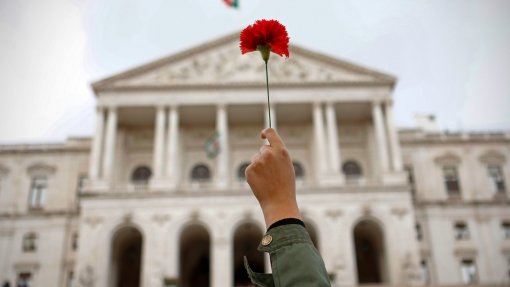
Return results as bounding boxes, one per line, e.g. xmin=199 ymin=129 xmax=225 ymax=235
xmin=260 ymin=128 xmax=285 ymax=148
xmin=259 ymin=144 xmax=271 ymax=154
xmin=251 ymin=152 xmax=259 ymax=163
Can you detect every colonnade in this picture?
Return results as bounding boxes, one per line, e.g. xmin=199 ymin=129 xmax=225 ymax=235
xmin=88 ymin=101 xmax=402 ymax=189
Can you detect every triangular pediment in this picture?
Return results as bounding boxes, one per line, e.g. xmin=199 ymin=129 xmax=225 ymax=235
xmin=93 ymin=32 xmax=395 ymax=92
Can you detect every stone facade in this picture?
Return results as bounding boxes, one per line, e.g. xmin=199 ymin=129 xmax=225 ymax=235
xmin=0 ymin=33 xmax=509 ymax=287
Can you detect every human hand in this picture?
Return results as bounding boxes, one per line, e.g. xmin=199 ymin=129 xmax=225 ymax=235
xmin=245 ymin=128 xmax=302 ymax=227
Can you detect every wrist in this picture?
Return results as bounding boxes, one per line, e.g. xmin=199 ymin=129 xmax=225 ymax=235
xmin=261 ymin=201 xmax=302 ymax=228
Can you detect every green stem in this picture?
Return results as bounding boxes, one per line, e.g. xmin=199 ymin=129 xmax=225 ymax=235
xmin=265 ymin=61 xmax=271 ymax=129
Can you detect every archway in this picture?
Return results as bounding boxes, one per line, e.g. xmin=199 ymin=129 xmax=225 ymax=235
xmin=179 ymin=224 xmax=210 ymax=287
xmin=110 ymin=226 xmax=143 ymax=287
xmin=233 ymin=222 xmax=264 ymax=286
xmin=353 ymin=220 xmax=387 ymax=284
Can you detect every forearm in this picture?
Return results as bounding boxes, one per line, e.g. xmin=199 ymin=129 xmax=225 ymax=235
xmin=248 ymin=224 xmax=331 ymax=287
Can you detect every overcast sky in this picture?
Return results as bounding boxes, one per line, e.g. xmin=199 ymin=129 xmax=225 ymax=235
xmin=1 ymin=0 xmax=509 ymax=143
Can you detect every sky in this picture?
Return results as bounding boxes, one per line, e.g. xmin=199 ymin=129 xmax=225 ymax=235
xmin=0 ymin=0 xmax=509 ymax=143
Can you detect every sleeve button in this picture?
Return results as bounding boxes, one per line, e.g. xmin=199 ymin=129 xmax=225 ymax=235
xmin=261 ymin=235 xmax=273 ymax=246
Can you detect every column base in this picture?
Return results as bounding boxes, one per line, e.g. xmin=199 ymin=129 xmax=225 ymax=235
xmin=316 ymin=173 xmax=345 ymax=187
xmin=149 ymin=178 xmax=178 ymax=192
xmin=88 ymin=179 xmax=111 ymax=192
xmin=381 ymin=171 xmax=407 ymax=185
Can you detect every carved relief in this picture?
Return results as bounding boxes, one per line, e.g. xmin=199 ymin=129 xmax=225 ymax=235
xmin=325 ymin=209 xmax=343 ymax=220
xmin=78 ymin=265 xmax=95 ymax=287
xmin=391 ymin=207 xmax=409 ymax=219
xmin=110 ymin=42 xmax=375 ymax=87
xmin=479 ymin=150 xmax=506 ymax=165
xmin=152 ymin=214 xmax=171 ymax=226
xmin=83 ymin=216 xmax=103 ymax=228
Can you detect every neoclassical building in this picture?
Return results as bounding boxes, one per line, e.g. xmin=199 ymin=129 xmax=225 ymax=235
xmin=0 ymin=33 xmax=509 ymax=287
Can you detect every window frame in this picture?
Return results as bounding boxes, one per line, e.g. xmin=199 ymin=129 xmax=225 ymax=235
xmin=22 ymin=232 xmax=37 ymax=253
xmin=342 ymin=160 xmax=363 ymax=179
xmin=454 ymin=222 xmax=470 ymax=241
xmin=459 ymin=259 xmax=478 ymax=285
xmin=501 ymin=221 xmax=510 ymax=239
xmin=28 ymin=176 xmax=48 ymax=209
xmin=487 ymin=165 xmax=506 ymax=194
xmin=443 ymin=166 xmax=461 ymax=197
xmin=190 ymin=164 xmax=211 ymax=183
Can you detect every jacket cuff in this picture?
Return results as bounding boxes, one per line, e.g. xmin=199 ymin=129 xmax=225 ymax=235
xmin=267 ymin=218 xmax=305 ymax=231
xmin=257 ymin=224 xmax=312 ymax=254
xmin=244 ymin=256 xmax=275 ymax=287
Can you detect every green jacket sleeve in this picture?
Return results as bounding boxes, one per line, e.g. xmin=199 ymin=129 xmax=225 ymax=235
xmin=244 ymin=224 xmax=331 ymax=287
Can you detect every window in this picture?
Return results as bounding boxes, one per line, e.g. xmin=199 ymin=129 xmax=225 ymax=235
xmin=342 ymin=161 xmax=362 ymax=179
xmin=131 ymin=166 xmax=151 ymax=191
xmin=488 ymin=165 xmax=506 ymax=194
xmin=404 ymin=165 xmax=416 ymax=195
xmin=502 ymin=221 xmax=510 ymax=239
xmin=76 ymin=174 xmax=87 ymax=193
xmin=416 ymin=223 xmax=423 ymax=241
xmin=293 ymin=161 xmax=304 ymax=179
xmin=454 ymin=222 xmax=470 ymax=240
xmin=460 ymin=259 xmax=477 ymax=284
xmin=22 ymin=233 xmax=37 ymax=252
xmin=237 ymin=162 xmax=250 ymax=180
xmin=443 ymin=166 xmax=461 ymax=196
xmin=190 ymin=164 xmax=211 ymax=182
xmin=420 ymin=260 xmax=430 ymax=285
xmin=17 ymin=272 xmax=32 ymax=287
xmin=71 ymin=232 xmax=78 ymax=251
xmin=28 ymin=176 xmax=47 ymax=209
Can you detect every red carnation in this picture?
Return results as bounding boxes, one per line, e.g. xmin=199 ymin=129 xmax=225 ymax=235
xmin=240 ymin=19 xmax=290 ymax=129
xmin=240 ymin=19 xmax=290 ymax=62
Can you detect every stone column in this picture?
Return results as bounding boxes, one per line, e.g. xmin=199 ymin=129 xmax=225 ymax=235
xmin=265 ymin=103 xmax=277 ymax=129
xmin=165 ymin=106 xmax=180 ymax=187
xmin=313 ymin=103 xmax=328 ymax=177
xmin=372 ymin=102 xmax=390 ymax=174
xmin=325 ymin=102 xmax=342 ymax=175
xmin=152 ymin=106 xmax=167 ymax=179
xmin=89 ymin=107 xmax=105 ymax=180
xmin=102 ymin=107 xmax=118 ymax=181
xmin=384 ymin=101 xmax=403 ymax=172
xmin=216 ymin=104 xmax=229 ymax=189
xmin=212 ymin=236 xmax=232 ymax=287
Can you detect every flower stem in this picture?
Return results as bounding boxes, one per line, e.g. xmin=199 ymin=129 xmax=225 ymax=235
xmin=265 ymin=61 xmax=272 ymax=129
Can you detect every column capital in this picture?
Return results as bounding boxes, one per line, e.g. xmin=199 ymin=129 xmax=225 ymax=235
xmin=371 ymin=100 xmax=384 ymax=107
xmin=155 ymin=105 xmax=166 ymax=112
xmin=313 ymin=101 xmax=323 ymax=108
xmin=105 ymin=105 xmax=118 ymax=112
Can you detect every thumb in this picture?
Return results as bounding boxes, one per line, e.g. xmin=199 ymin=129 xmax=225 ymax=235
xmin=261 ymin=128 xmax=285 ymax=148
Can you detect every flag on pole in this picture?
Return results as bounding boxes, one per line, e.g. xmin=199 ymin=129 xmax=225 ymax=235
xmin=223 ymin=0 xmax=239 ymax=9
xmin=205 ymin=132 xmax=221 ymax=159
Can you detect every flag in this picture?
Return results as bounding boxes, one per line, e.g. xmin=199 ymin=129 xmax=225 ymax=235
xmin=223 ymin=0 xmax=239 ymax=8
xmin=205 ymin=132 xmax=220 ymax=159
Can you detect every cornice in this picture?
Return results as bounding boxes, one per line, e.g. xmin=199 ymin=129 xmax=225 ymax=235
xmin=94 ymin=80 xmax=394 ymax=93
xmin=92 ymin=31 xmax=396 ymax=94
xmin=0 ymin=210 xmax=79 ymax=220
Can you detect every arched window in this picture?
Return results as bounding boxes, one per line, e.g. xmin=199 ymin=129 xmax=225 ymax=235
xmin=131 ymin=166 xmax=152 ymax=185
xmin=22 ymin=232 xmax=37 ymax=252
xmin=342 ymin=161 xmax=362 ymax=178
xmin=237 ymin=162 xmax=250 ymax=180
xmin=191 ymin=164 xmax=211 ymax=182
xmin=233 ymin=223 xmax=264 ymax=286
xmin=293 ymin=161 xmax=305 ymax=179
xmin=353 ymin=220 xmax=387 ymax=284
xmin=109 ymin=227 xmax=143 ymax=287
xmin=180 ymin=224 xmax=211 ymax=287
